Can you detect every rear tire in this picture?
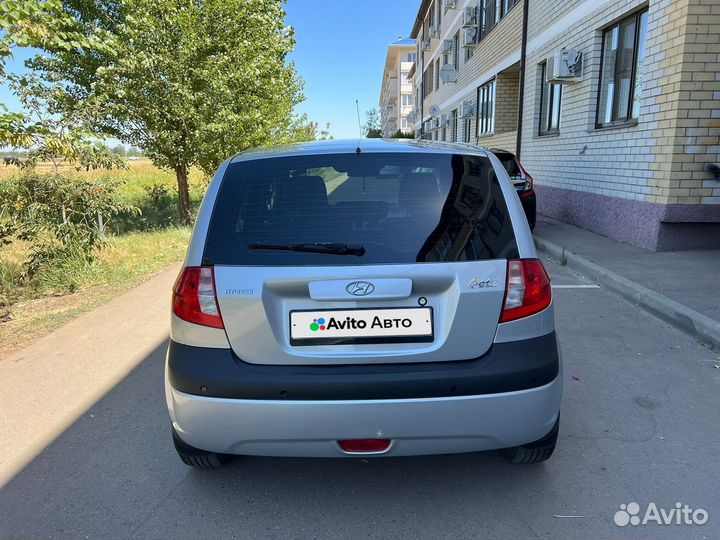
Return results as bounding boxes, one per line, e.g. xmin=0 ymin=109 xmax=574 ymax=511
xmin=172 ymin=426 xmax=233 ymax=469
xmin=501 ymin=416 xmax=559 ymax=464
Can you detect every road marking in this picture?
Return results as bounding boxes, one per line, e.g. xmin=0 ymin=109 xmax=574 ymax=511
xmin=552 ymin=284 xmax=601 ymax=289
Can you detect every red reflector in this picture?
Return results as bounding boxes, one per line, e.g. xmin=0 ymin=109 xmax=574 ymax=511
xmin=338 ymin=439 xmax=392 ymax=453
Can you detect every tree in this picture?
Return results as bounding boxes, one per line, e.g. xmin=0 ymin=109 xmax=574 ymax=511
xmin=362 ymin=108 xmax=382 ymax=138
xmin=0 ymin=0 xmax=118 ymax=163
xmin=30 ymin=0 xmax=309 ymax=224
xmin=390 ymin=129 xmax=414 ymax=139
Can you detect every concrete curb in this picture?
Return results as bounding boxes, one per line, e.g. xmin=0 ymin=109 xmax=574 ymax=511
xmin=534 ymin=235 xmax=720 ymax=351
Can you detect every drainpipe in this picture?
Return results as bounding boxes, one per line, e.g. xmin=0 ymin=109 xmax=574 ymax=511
xmin=417 ymin=20 xmax=425 ymax=140
xmin=516 ymin=0 xmax=529 ymax=160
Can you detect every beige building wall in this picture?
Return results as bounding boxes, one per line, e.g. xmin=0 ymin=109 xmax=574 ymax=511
xmin=380 ymin=39 xmax=416 ymax=137
xmin=408 ymin=0 xmax=720 ymax=251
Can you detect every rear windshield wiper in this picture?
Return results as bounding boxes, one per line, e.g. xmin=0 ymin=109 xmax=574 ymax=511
xmin=247 ymin=242 xmax=366 ymax=256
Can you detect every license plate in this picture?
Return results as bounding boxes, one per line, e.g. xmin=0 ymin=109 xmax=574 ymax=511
xmin=290 ymin=307 xmax=433 ymax=346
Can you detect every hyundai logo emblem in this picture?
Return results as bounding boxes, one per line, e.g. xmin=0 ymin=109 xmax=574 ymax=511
xmin=346 ymin=281 xmax=375 ymax=296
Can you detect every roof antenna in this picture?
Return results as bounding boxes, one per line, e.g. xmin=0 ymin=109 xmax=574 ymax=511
xmin=355 ymin=99 xmax=362 ymax=154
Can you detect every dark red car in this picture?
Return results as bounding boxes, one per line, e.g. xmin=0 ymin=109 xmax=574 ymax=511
xmin=491 ymin=149 xmax=536 ymax=231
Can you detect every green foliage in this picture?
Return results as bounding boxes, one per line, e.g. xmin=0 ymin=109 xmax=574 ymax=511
xmin=362 ymin=108 xmax=382 ymax=138
xmin=0 ymin=0 xmax=114 ymax=76
xmin=390 ymin=129 xmax=414 ymax=139
xmin=28 ymin=0 xmax=311 ymax=223
xmin=0 ymin=171 xmax=138 ymax=276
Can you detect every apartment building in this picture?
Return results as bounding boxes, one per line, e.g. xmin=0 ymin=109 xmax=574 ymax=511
xmin=408 ymin=0 xmax=720 ymax=251
xmin=380 ymin=38 xmax=417 ymax=137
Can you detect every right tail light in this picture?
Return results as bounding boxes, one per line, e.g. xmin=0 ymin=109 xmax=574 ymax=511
xmin=500 ymin=259 xmax=552 ymax=323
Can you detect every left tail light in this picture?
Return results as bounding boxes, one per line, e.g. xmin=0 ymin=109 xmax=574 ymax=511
xmin=172 ymin=267 xmax=224 ymax=329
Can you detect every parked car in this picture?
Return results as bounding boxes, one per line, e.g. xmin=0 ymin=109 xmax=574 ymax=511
xmin=490 ymin=148 xmax=536 ymax=230
xmin=166 ymin=139 xmax=561 ymax=469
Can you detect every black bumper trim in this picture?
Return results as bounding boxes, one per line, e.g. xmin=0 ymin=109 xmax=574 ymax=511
xmin=167 ymin=332 xmax=559 ymax=401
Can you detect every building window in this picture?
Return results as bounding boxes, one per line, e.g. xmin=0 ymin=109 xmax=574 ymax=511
xmin=435 ymin=58 xmax=441 ymax=90
xmin=453 ymin=32 xmax=460 ymax=71
xmin=476 ymin=79 xmax=495 ymax=136
xmin=463 ymin=118 xmax=472 ymax=143
xmin=441 ymin=126 xmax=446 ymax=141
xmin=400 ymin=71 xmax=409 ymax=84
xmin=402 ymin=94 xmax=413 ymax=107
xmin=401 ymin=117 xmax=411 ymax=131
xmin=597 ymin=9 xmax=648 ymax=127
xmin=450 ymin=109 xmax=458 ymax=142
xmin=480 ymin=0 xmax=496 ymax=38
xmin=406 ymin=53 xmax=416 ymax=63
xmin=502 ymin=0 xmax=519 ymax=16
xmin=539 ymin=62 xmax=562 ymax=135
xmin=437 ymin=0 xmax=442 ymax=27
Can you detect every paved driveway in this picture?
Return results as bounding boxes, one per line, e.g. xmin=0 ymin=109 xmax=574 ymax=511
xmin=1 ymin=259 xmax=718 ymax=539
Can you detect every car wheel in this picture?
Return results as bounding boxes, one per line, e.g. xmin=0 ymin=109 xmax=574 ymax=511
xmin=501 ymin=416 xmax=558 ymax=464
xmin=172 ymin=425 xmax=233 ymax=469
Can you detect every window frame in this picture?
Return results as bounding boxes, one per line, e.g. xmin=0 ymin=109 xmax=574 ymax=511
xmin=539 ymin=62 xmax=562 ymax=135
xmin=435 ymin=58 xmax=441 ymax=90
xmin=450 ymin=109 xmax=458 ymax=142
xmin=476 ymin=78 xmax=496 ymax=137
xmin=595 ymin=8 xmax=648 ymax=128
xmin=453 ymin=31 xmax=460 ymax=71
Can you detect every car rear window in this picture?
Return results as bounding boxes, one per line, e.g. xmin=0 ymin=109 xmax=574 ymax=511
xmin=494 ymin=152 xmax=521 ymax=178
xmin=203 ymin=152 xmax=518 ymax=266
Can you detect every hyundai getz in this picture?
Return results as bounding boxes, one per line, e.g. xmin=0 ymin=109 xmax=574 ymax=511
xmin=165 ymin=139 xmax=562 ymax=468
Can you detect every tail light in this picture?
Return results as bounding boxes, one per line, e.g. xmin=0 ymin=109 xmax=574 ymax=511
xmin=500 ymin=259 xmax=552 ymax=323
xmin=172 ymin=267 xmax=224 ymax=329
xmin=516 ymin=159 xmax=534 ymax=191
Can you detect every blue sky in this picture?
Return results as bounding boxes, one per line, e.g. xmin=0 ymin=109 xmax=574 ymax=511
xmin=285 ymin=0 xmax=418 ymax=138
xmin=0 ymin=1 xmax=418 ymax=139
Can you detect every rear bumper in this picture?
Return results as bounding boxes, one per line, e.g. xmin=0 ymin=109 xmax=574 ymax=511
xmin=165 ymin=333 xmax=562 ymax=457
xmin=167 ymin=332 xmax=560 ymax=401
xmin=167 ymin=376 xmax=562 ymax=457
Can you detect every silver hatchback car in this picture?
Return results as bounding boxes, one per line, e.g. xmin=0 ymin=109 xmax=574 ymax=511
xmin=165 ymin=139 xmax=562 ymax=468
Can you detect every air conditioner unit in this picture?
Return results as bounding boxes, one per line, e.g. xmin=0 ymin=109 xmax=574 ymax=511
xmin=463 ymin=27 xmax=478 ymax=48
xmin=429 ymin=24 xmax=440 ymax=38
xmin=445 ymin=0 xmax=458 ymax=10
xmin=463 ymin=6 xmax=477 ymax=27
xmin=422 ymin=38 xmax=431 ymax=51
xmin=460 ymin=99 xmax=475 ymax=118
xmin=546 ymin=49 xmax=583 ymax=83
xmin=442 ymin=39 xmax=454 ymax=53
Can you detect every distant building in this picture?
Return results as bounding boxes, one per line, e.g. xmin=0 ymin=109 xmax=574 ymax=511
xmin=407 ymin=0 xmax=720 ymax=251
xmin=380 ymin=38 xmax=417 ymax=137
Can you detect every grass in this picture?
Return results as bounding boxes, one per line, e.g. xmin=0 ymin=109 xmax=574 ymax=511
xmin=0 ymin=159 xmax=204 ymax=358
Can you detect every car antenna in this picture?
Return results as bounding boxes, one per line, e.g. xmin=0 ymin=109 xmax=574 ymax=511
xmin=355 ymin=99 xmax=362 ymax=154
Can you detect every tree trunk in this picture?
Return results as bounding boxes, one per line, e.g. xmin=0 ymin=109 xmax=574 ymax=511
xmin=175 ymin=164 xmax=193 ymax=225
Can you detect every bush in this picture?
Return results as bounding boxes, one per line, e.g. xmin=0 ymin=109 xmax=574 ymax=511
xmin=0 ymin=171 xmax=138 ymax=276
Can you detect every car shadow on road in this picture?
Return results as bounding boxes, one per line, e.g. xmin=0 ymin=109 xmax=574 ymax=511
xmin=0 ymin=339 xmax=562 ymax=539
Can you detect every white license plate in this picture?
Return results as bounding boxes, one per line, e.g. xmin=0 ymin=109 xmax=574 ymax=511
xmin=290 ymin=307 xmax=433 ymax=345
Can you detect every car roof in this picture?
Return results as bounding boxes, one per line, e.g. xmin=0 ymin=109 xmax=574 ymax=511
xmin=230 ymin=139 xmax=491 ymax=163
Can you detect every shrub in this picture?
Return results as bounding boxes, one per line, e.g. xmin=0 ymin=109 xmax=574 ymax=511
xmin=0 ymin=171 xmax=138 ymax=276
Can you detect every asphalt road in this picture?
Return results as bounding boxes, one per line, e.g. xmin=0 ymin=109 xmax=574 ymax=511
xmin=1 ymin=258 xmax=719 ymax=539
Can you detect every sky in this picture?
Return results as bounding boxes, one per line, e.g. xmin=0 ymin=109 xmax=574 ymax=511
xmin=284 ymin=0 xmax=418 ymax=138
xmin=0 ymin=1 xmax=419 ymax=140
